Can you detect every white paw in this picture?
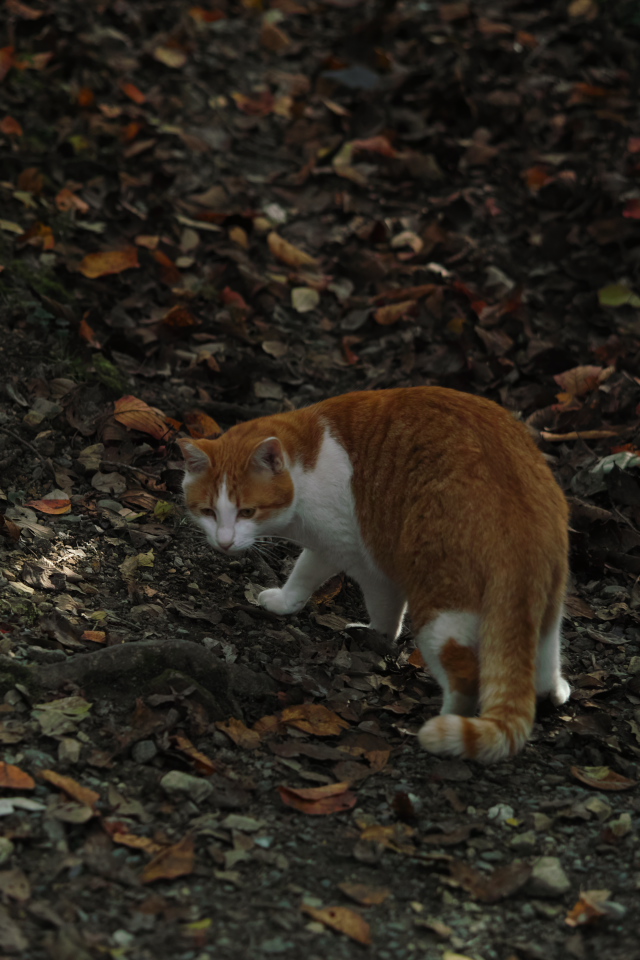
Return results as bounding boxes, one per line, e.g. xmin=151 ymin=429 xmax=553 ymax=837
xmin=549 ymin=677 xmax=571 ymax=707
xmin=258 ymin=588 xmax=306 ymax=616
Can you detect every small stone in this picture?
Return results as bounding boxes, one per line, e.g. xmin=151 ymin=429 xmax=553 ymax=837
xmin=132 ymin=740 xmax=158 ymax=764
xmin=609 ymin=812 xmax=633 ymax=838
xmin=0 ymin=838 xmax=14 ymax=865
xmin=527 ymin=856 xmax=571 ymax=897
xmin=532 ymin=812 xmax=553 ymax=831
xmin=488 ymin=803 xmax=514 ymax=823
xmin=628 ymin=656 xmax=640 ymax=675
xmin=509 ymin=830 xmax=537 ymax=853
xmin=160 ymin=770 xmax=213 ymax=805
xmin=584 ymin=797 xmax=612 ymax=822
xmin=57 ymin=738 xmax=81 ymax=764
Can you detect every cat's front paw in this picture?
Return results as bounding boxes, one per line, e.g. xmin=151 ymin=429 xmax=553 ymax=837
xmin=258 ymin=588 xmax=306 ymax=616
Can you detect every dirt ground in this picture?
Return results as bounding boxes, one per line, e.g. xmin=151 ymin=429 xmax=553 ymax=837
xmin=1 ymin=1 xmax=640 ymax=958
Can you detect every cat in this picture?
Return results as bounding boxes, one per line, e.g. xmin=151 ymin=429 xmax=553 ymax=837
xmin=178 ymin=386 xmax=570 ymax=763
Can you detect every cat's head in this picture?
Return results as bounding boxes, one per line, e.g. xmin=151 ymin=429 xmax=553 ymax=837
xmin=178 ymin=432 xmax=295 ymax=553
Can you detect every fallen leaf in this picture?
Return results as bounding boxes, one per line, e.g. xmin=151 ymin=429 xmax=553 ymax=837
xmin=407 ymin=648 xmax=426 ymax=668
xmin=358 ymin=822 xmax=416 ymax=855
xmin=78 ymin=248 xmax=139 ymax=279
xmin=0 ymin=514 xmax=21 ymax=542
xmin=111 ymin=832 xmax=164 ymax=855
xmin=374 ymin=300 xmax=418 ymax=325
xmin=173 ymin=733 xmax=218 ymax=774
xmin=55 ymin=187 xmax=89 ymax=213
xmin=189 ymin=7 xmax=226 ymax=22
xmin=449 ymin=860 xmax=532 ymax=903
xmin=162 ymin=305 xmax=198 ymax=328
xmin=39 ymin=770 xmax=100 ymax=809
xmin=184 ymin=410 xmax=222 ymax=439
xmin=565 ymin=889 xmax=614 ymax=926
xmin=232 ymin=90 xmax=274 ymax=116
xmin=153 ymin=46 xmax=188 ymax=69
xmin=0 ymin=869 xmax=30 ymax=902
xmin=598 ymin=283 xmax=640 ymax=308
xmin=121 ymin=81 xmax=146 ymax=104
xmin=0 ymin=762 xmax=35 ymax=790
xmin=0 ymin=115 xmax=22 ymax=135
xmin=215 ymin=718 xmax=261 ymax=750
xmin=281 ymin=703 xmax=349 ymax=736
xmin=268 ymin=231 xmax=319 ymax=269
xmin=114 ymin=395 xmax=172 ymax=440
xmin=153 ymin=249 xmax=182 ymax=284
xmin=278 ymin=782 xmax=357 ymax=815
xmin=24 ymin=498 xmax=71 ymax=515
xmin=337 ymin=881 xmax=390 ymax=906
xmin=301 ymin=904 xmax=371 ymax=945
xmin=6 ymin=1 xmax=43 ymax=18
xmin=0 ymin=46 xmax=15 ymax=83
xmin=141 ymin=834 xmax=195 ymax=883
xmin=291 ymin=287 xmax=320 ymax=313
xmin=570 ymin=766 xmax=637 ymax=791
xmin=554 ymin=365 xmax=611 ymax=401
xmin=81 ymin=630 xmax=106 ymax=643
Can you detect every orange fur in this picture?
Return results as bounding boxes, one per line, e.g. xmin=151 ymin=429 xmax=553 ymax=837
xmin=180 ymin=387 xmax=570 ymax=762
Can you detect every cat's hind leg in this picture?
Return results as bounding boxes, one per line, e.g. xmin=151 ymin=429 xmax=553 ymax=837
xmin=416 ymin=612 xmax=480 ymax=717
xmin=350 ymin=570 xmax=406 ymax=639
xmin=536 ymin=612 xmax=570 ymax=706
xmin=259 ymin=549 xmax=338 ymax=615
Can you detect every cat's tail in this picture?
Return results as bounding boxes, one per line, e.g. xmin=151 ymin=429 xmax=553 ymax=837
xmin=417 ymin=594 xmax=541 ymax=764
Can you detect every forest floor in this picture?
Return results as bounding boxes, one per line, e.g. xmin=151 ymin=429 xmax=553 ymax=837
xmin=1 ymin=1 xmax=640 ymax=958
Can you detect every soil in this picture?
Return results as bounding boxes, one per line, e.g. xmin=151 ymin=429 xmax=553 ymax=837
xmin=1 ymin=2 xmax=640 ymax=959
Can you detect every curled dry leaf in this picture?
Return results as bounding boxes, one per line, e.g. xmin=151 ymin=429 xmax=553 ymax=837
xmin=111 ymin=832 xmax=164 ymax=855
xmin=114 ymin=395 xmax=172 ymax=440
xmin=120 ymin=81 xmax=146 ymax=104
xmin=184 ymin=410 xmax=222 ymax=439
xmin=173 ymin=733 xmax=218 ymax=774
xmin=24 ymin=498 xmax=71 ymax=515
xmin=358 ymin=822 xmax=416 ymax=855
xmin=141 ymin=834 xmax=195 ymax=884
xmin=81 ymin=630 xmax=106 ymax=643
xmin=374 ymin=300 xmax=418 ymax=325
xmin=215 ymin=718 xmax=261 ymax=750
xmin=0 ymin=514 xmax=21 ymax=542
xmin=78 ymin=247 xmax=139 ymax=279
xmin=301 ymin=904 xmax=372 ymax=946
xmin=554 ymin=365 xmax=612 ymax=402
xmin=281 ymin=703 xmax=349 ymax=737
xmin=268 ymin=231 xmax=319 ymax=269
xmin=278 ymin=782 xmax=357 ymax=816
xmin=39 ymin=770 xmax=100 ymax=809
xmin=570 ymin=765 xmax=637 ymax=791
xmin=449 ymin=859 xmax=532 ymax=903
xmin=338 ymin=881 xmax=391 ymax=906
xmin=0 ymin=762 xmax=35 ymax=790
xmin=565 ymin=889 xmax=614 ymax=927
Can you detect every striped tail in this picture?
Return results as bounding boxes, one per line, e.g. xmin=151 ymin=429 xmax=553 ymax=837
xmin=418 ymin=598 xmax=539 ymax=764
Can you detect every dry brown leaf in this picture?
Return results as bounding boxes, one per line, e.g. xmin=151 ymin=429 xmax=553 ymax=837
xmin=161 ymin=305 xmax=198 ymax=328
xmin=359 ymin=822 xmax=416 ymax=855
xmin=337 ymin=881 xmax=390 ymax=906
xmin=111 ymin=832 xmax=164 ymax=855
xmin=0 ymin=514 xmax=21 ymax=542
xmin=301 ymin=904 xmax=372 ymax=945
xmin=268 ymin=231 xmax=319 ymax=269
xmin=312 ymin=573 xmax=344 ymax=605
xmin=449 ymin=860 xmax=532 ymax=903
xmin=153 ymin=46 xmax=188 ymax=69
xmin=141 ymin=835 xmax=195 ymax=883
xmin=78 ymin=248 xmax=139 ymax=279
xmin=0 ymin=115 xmax=23 ymax=135
xmin=120 ymin=81 xmax=146 ymax=104
xmin=407 ymin=648 xmax=426 ymax=668
xmin=0 ymin=762 xmax=35 ymax=790
xmin=215 ymin=717 xmax=261 ymax=750
xmin=153 ymin=249 xmax=182 ymax=284
xmin=373 ymin=284 xmax=437 ymax=303
xmin=173 ymin=733 xmax=218 ymax=774
xmin=253 ymin=714 xmax=286 ymax=738
xmin=281 ymin=703 xmax=349 ymax=737
xmin=279 ymin=782 xmax=357 ymax=816
xmin=570 ymin=766 xmax=637 ymax=791
xmin=114 ymin=395 xmax=172 ymax=441
xmin=81 ymin=630 xmax=106 ymax=643
xmin=39 ymin=770 xmax=100 ymax=809
xmin=565 ymin=889 xmax=612 ymax=927
xmin=24 ymin=498 xmax=71 ymax=515
xmin=554 ymin=365 xmax=612 ymax=401
xmin=374 ymin=300 xmax=418 ymax=325
xmin=55 ymin=187 xmax=89 ymax=213
xmin=184 ymin=410 xmax=222 ymax=439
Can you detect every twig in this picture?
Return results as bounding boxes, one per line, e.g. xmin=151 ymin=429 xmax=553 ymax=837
xmin=100 ymin=459 xmax=162 ymax=481
xmin=0 ymin=425 xmax=58 ymax=481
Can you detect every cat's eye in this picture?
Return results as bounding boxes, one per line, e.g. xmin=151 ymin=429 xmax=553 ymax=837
xmin=200 ymin=507 xmax=217 ymax=519
xmin=238 ymin=507 xmax=256 ymax=519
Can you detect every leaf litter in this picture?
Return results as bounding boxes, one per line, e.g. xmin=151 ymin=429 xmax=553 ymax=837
xmin=0 ymin=0 xmax=639 ymax=957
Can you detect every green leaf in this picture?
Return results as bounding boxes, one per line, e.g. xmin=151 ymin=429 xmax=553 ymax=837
xmin=598 ymin=283 xmax=640 ymax=308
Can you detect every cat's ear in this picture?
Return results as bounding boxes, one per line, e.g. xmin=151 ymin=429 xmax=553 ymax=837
xmin=251 ymin=437 xmax=286 ymax=475
xmin=178 ymin=438 xmax=211 ymax=475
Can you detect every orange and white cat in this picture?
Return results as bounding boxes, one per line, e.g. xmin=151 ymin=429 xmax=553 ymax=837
xmin=179 ymin=387 xmax=570 ymax=763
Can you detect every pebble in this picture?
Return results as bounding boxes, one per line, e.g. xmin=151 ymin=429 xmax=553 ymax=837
xmin=57 ymin=738 xmax=81 ymax=764
xmin=160 ymin=770 xmax=213 ymax=805
xmin=509 ymin=830 xmax=537 ymax=853
xmin=526 ymin=856 xmax=571 ymax=897
xmin=132 ymin=740 xmax=158 ymax=764
xmin=532 ymin=813 xmax=553 ymax=831
xmin=488 ymin=803 xmax=514 ymax=823
xmin=0 ymin=838 xmax=14 ymax=865
xmin=628 ymin=656 xmax=640 ymax=675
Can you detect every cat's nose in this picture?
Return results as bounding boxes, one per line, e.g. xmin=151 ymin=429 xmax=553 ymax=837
xmin=218 ymin=537 xmax=234 ymax=551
